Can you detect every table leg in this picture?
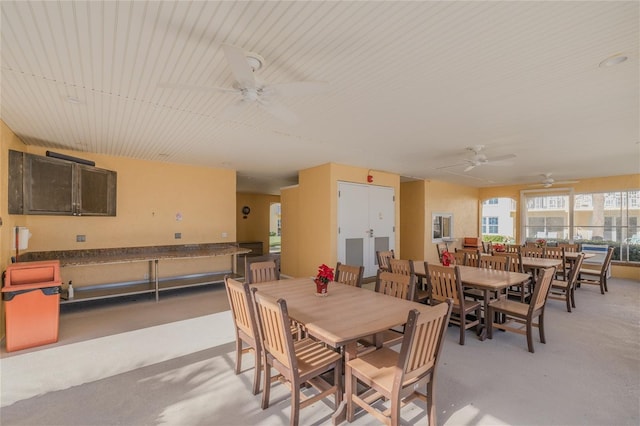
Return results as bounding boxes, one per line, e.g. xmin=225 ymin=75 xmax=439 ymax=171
xmin=331 ymin=341 xmax=358 ymax=425
xmin=476 ymin=288 xmax=490 ymax=341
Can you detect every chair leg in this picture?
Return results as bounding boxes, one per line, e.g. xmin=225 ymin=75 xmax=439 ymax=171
xmin=390 ymin=388 xmax=401 ymax=426
xmin=604 ymin=275 xmax=608 ymax=292
xmin=600 ymin=278 xmax=605 ymax=294
xmin=565 ymin=291 xmax=572 ymax=313
xmin=570 ymin=288 xmax=576 ymax=308
xmin=426 ymin=380 xmax=436 ymax=426
xmin=261 ymin=362 xmax=271 ymax=410
xmin=290 ymin=379 xmax=300 ymax=426
xmin=252 ymin=347 xmax=261 ymax=395
xmin=526 ymin=321 xmax=534 ymax=353
xmin=459 ymin=315 xmax=465 ymax=345
xmin=234 ymin=338 xmax=242 ymax=375
xmin=539 ymin=312 xmax=546 ymax=344
xmin=487 ymin=308 xmax=494 ymax=339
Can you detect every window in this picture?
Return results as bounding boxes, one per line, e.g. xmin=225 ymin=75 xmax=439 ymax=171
xmin=522 ymin=189 xmax=640 ymax=263
xmin=482 ymin=217 xmax=499 ymax=234
xmin=481 ymin=197 xmax=516 ymax=242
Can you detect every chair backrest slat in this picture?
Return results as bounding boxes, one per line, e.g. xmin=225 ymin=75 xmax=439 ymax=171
xmin=396 ymin=301 xmax=452 ymax=386
xmin=558 ymin=243 xmax=579 ymax=252
xmin=225 ymin=277 xmax=259 ymax=342
xmin=522 ymin=247 xmax=546 ymax=258
xmin=505 ymin=244 xmax=522 ymax=253
xmin=478 ymin=254 xmax=510 ymax=271
xmin=389 ymin=258 xmax=415 ymax=276
xmin=375 ymin=270 xmax=415 ymax=301
xmin=335 ymin=262 xmax=364 ymax=287
xmin=426 ymin=264 xmax=461 ymax=304
xmin=252 ymin=289 xmax=295 ymax=370
xmin=504 ymin=252 xmax=524 ymax=273
xmin=530 ymin=267 xmax=556 ymax=312
xmin=246 ymin=258 xmax=280 ymax=284
xmin=376 ymin=250 xmax=395 ymax=272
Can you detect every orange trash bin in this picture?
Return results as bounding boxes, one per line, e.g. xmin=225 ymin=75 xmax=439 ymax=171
xmin=2 ymin=260 xmax=62 ymax=352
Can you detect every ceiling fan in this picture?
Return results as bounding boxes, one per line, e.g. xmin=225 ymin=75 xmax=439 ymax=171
xmin=438 ymin=145 xmax=516 ymax=172
xmin=159 ymin=44 xmax=328 ymax=124
xmin=529 ymin=173 xmax=580 ymax=188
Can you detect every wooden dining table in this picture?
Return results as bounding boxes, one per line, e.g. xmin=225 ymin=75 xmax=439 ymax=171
xmin=413 ymin=263 xmax=531 ymax=340
xmin=251 ymin=277 xmax=436 ymax=424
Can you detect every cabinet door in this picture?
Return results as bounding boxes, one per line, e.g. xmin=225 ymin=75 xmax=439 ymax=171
xmin=77 ymin=165 xmax=117 ymax=216
xmin=24 ymin=154 xmax=74 ymax=215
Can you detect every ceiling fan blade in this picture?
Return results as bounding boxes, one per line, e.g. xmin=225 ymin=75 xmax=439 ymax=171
xmin=257 ymin=98 xmax=298 ymax=125
xmin=464 ymin=164 xmax=477 ymax=172
xmin=219 ymin=98 xmax=250 ymax=120
xmin=222 ymin=44 xmax=256 ymax=89
xmin=263 ymin=81 xmax=329 ymax=97
xmin=158 ymin=82 xmax=237 ymax=93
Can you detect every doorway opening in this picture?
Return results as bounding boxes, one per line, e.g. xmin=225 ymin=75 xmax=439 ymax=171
xmin=269 ymin=202 xmax=281 ymax=253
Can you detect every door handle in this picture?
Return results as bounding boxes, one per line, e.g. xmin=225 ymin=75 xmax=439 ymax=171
xmin=368 ymin=229 xmax=374 ymax=238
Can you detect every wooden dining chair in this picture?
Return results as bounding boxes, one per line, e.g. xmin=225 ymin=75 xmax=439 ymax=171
xmin=558 ymin=243 xmax=579 ymax=252
xmin=504 ymin=252 xmax=532 ymax=302
xmin=522 ymin=247 xmax=546 ymax=258
xmin=487 ymin=266 xmax=556 ymax=353
xmin=251 ymin=288 xmax=342 ymax=426
xmin=545 ymin=247 xmax=567 ymax=280
xmin=455 ymin=248 xmax=481 ymax=267
xmin=548 ymin=253 xmax=585 ymax=312
xmin=346 ymin=300 xmax=452 ymax=426
xmin=375 ymin=270 xmax=415 ymax=301
xmin=435 ymin=242 xmax=449 ymax=261
xmin=376 ymin=249 xmax=395 ymax=272
xmin=224 ymin=276 xmax=262 ymax=395
xmin=452 ymin=251 xmax=466 ymax=266
xmin=335 ymin=262 xmax=364 ymax=287
xmin=360 ymin=270 xmax=416 ymax=348
xmin=577 ymin=246 xmax=614 ymax=294
xmin=245 ymin=256 xmax=280 ymax=284
xmin=389 ymin=259 xmax=427 ymax=303
xmin=465 ymin=255 xmax=511 ymax=302
xmin=425 ymin=263 xmax=481 ymax=345
xmin=505 ymin=244 xmax=522 ymax=253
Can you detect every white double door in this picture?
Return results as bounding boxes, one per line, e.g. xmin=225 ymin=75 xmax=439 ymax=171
xmin=337 ymin=182 xmax=395 ymax=278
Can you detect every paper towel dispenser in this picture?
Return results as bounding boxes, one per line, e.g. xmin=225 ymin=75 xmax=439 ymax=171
xmin=11 ymin=227 xmax=31 ymax=250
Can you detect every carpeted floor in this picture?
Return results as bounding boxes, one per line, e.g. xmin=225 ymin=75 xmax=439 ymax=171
xmin=1 ymin=278 xmax=639 ymax=425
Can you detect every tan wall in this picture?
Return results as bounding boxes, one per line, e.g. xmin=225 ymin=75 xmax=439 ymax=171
xmin=1 ymin=121 xmax=238 ymax=338
xmin=236 ymin=193 xmax=280 ymax=255
xmin=282 ymin=163 xmax=400 ymax=278
xmin=1 ymin=121 xmax=31 ymax=337
xmin=425 ymin=180 xmax=480 ymax=263
xmin=400 ymin=180 xmax=426 ymax=260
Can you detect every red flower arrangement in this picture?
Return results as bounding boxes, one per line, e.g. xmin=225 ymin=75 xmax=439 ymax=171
xmin=536 ymin=239 xmax=547 ymax=248
xmin=315 ymin=264 xmax=334 ymax=284
xmin=314 ymin=264 xmax=334 ymax=295
xmin=493 ymin=243 xmax=505 ymax=252
xmin=441 ymin=250 xmax=454 ymax=266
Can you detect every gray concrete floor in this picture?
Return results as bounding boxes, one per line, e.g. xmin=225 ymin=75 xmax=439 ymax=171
xmin=1 ymin=277 xmax=639 ymax=425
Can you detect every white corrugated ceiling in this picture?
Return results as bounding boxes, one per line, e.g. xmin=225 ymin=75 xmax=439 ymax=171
xmin=1 ymin=1 xmax=638 ymax=194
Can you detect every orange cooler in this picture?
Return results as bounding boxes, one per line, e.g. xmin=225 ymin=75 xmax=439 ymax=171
xmin=2 ymin=260 xmax=62 ymax=352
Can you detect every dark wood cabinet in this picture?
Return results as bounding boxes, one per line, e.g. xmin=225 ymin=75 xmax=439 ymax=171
xmin=9 ymin=150 xmax=117 ymax=216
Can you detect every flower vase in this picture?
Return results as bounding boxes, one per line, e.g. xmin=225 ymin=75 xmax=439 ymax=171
xmin=315 ymin=279 xmax=328 ymax=296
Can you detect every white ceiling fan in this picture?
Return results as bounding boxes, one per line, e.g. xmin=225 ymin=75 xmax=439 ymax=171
xmin=159 ymin=44 xmax=328 ymax=124
xmin=529 ymin=173 xmax=580 ymax=188
xmin=438 ymin=145 xmax=516 ymax=172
